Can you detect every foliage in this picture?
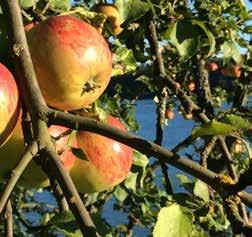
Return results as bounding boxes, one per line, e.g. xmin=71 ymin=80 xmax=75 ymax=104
xmin=0 ymin=0 xmax=252 ymax=236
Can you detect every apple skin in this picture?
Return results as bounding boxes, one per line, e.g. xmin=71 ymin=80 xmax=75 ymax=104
xmin=0 ymin=63 xmax=20 ymax=147
xmin=93 ymin=4 xmax=123 ymax=35
xmin=0 ymin=118 xmax=76 ymax=188
xmin=70 ymin=115 xmax=133 ymax=193
xmin=26 ymin=15 xmax=112 ymax=110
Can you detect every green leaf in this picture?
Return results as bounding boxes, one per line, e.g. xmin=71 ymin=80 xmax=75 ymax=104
xmin=193 ymin=179 xmax=209 ymax=203
xmin=71 ymin=148 xmax=88 ymax=161
xmin=221 ymin=41 xmax=242 ymax=65
xmin=191 ymin=119 xmax=236 ymax=140
xmin=19 ymin=0 xmax=39 ymax=9
xmin=60 ymin=7 xmax=107 ymax=26
xmin=114 ymin=186 xmax=128 ymax=202
xmin=243 ymin=25 xmax=252 ymax=33
xmin=191 ymin=19 xmax=216 ymax=57
xmin=67 ymin=130 xmax=77 ymax=147
xmin=176 ymin=174 xmax=194 ymax=194
xmin=164 ymin=20 xmax=201 ymax=61
xmin=49 ymin=0 xmax=71 ymax=11
xmin=153 ymin=204 xmax=193 ymax=237
xmin=220 ymin=114 xmax=250 ymax=130
xmin=112 ymin=46 xmax=137 ymax=76
xmin=115 ymin=0 xmax=151 ymax=22
xmin=132 ymin=150 xmax=149 ymax=168
xmin=50 ymin=212 xmax=81 ymax=237
xmin=124 ymin=172 xmax=137 ymax=191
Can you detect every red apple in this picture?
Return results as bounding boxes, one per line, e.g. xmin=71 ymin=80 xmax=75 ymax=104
xmin=0 ymin=118 xmax=76 ymax=188
xmin=187 ymin=81 xmax=196 ymax=92
xmin=0 ymin=63 xmax=20 ymax=147
xmin=70 ymin=115 xmax=133 ymax=193
xmin=26 ymin=15 xmax=112 ymax=110
xmin=165 ymin=109 xmax=174 ymax=120
xmin=24 ymin=22 xmax=38 ymax=31
xmin=221 ymin=65 xmax=242 ymax=78
xmin=207 ymin=62 xmax=218 ymax=72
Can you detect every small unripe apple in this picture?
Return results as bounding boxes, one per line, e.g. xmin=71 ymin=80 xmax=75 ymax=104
xmin=0 ymin=63 xmax=20 ymax=147
xmin=26 ymin=15 xmax=112 ymax=110
xmin=93 ymin=4 xmax=123 ymax=35
xmin=70 ymin=115 xmax=133 ymax=193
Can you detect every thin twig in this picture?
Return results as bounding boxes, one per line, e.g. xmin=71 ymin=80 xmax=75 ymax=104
xmin=0 ymin=143 xmax=38 ymax=214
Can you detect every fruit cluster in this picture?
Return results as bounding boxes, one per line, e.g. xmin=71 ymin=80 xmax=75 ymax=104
xmin=0 ymin=15 xmax=132 ymax=193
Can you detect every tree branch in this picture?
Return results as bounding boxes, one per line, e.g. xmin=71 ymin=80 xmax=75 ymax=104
xmin=0 ymin=143 xmax=38 ymax=214
xmin=2 ymin=1 xmax=99 ymax=236
xmin=4 ymin=200 xmax=13 ymax=237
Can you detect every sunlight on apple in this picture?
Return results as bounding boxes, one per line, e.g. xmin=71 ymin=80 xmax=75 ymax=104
xmin=0 ymin=90 xmax=5 ymax=105
xmin=83 ymin=47 xmax=97 ymax=62
xmin=113 ymin=142 xmax=122 ymax=152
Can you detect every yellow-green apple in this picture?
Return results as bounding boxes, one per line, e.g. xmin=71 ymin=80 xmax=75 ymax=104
xmin=70 ymin=115 xmax=133 ymax=193
xmin=0 ymin=63 xmax=20 ymax=147
xmin=0 ymin=118 xmax=76 ymax=188
xmin=26 ymin=15 xmax=112 ymax=110
xmin=93 ymin=4 xmax=123 ymax=36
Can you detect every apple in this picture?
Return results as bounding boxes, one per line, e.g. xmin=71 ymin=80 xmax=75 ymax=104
xmin=207 ymin=62 xmax=218 ymax=72
xmin=0 ymin=118 xmax=76 ymax=188
xmin=165 ymin=109 xmax=174 ymax=120
xmin=70 ymin=115 xmax=133 ymax=193
xmin=0 ymin=63 xmax=20 ymax=147
xmin=24 ymin=22 xmax=38 ymax=31
xmin=93 ymin=4 xmax=123 ymax=36
xmin=186 ymin=81 xmax=196 ymax=92
xmin=26 ymin=15 xmax=112 ymax=110
xmin=221 ymin=65 xmax=242 ymax=78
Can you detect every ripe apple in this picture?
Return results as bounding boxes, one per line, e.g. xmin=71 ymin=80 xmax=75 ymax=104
xmin=93 ymin=4 xmax=123 ymax=35
xmin=24 ymin=22 xmax=38 ymax=31
xmin=165 ymin=109 xmax=174 ymax=120
xmin=70 ymin=115 xmax=133 ymax=193
xmin=26 ymin=15 xmax=112 ymax=110
xmin=221 ymin=65 xmax=242 ymax=78
xmin=186 ymin=81 xmax=196 ymax=92
xmin=207 ymin=62 xmax=218 ymax=72
xmin=0 ymin=118 xmax=76 ymax=188
xmin=0 ymin=63 xmax=20 ymax=147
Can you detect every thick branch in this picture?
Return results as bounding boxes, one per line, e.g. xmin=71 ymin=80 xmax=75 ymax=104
xmin=3 ymin=1 xmax=99 ymax=236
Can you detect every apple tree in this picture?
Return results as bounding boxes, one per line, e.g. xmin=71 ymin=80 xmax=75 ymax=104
xmin=0 ymin=0 xmax=252 ymax=236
